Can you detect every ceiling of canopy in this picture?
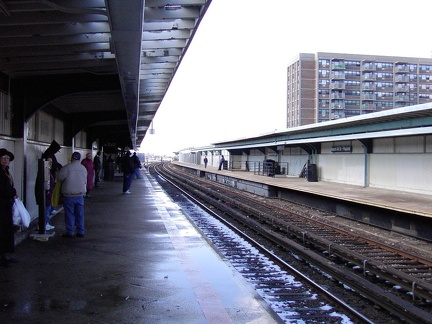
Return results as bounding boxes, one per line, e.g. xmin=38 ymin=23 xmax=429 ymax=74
xmin=0 ymin=0 xmax=212 ymax=149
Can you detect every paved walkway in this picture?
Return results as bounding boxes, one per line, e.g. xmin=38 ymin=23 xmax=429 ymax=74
xmin=1 ymin=171 xmax=279 ymax=323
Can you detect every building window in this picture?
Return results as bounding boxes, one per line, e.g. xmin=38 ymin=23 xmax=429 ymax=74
xmin=0 ymin=91 xmax=12 ymax=136
xmin=319 ymin=69 xmax=329 ymax=77
xmin=345 ymin=60 xmax=360 ymax=67
xmin=376 ymin=82 xmax=393 ymax=88
xmin=376 ymin=101 xmax=393 ymax=108
xmin=420 ymin=64 xmax=432 ymax=71
xmin=345 ymin=80 xmax=360 ymax=87
xmin=376 ymin=91 xmax=393 ymax=98
xmin=376 ymin=72 xmax=393 ymax=79
xmin=345 ymin=70 xmax=360 ymax=77
xmin=345 ymin=100 xmax=360 ymax=106
xmin=376 ymin=62 xmax=393 ymax=69
xmin=345 ymin=90 xmax=360 ymax=96
xmin=319 ymin=59 xmax=329 ymax=67
xmin=319 ymin=89 xmax=330 ymax=96
xmin=409 ymin=74 xmax=418 ymax=81
xmin=408 ymin=64 xmax=417 ymax=72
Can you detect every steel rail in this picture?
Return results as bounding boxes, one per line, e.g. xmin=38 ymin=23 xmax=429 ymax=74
xmin=165 ymin=162 xmax=432 ymax=302
xmin=152 ymin=163 xmax=374 ymax=324
xmin=157 ymin=162 xmax=432 ymax=323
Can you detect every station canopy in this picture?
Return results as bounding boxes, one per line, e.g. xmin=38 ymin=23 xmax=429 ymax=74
xmin=0 ymin=0 xmax=212 ymax=149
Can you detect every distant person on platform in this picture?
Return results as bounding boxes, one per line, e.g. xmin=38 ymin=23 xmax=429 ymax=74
xmin=104 ymin=155 xmax=115 ymax=181
xmin=57 ymin=152 xmax=87 ymax=238
xmin=121 ymin=148 xmax=135 ymax=194
xmin=0 ymin=148 xmax=18 ymax=267
xmin=204 ymin=156 xmax=208 ymax=168
xmin=218 ymin=155 xmax=225 ymax=171
xmin=93 ymin=151 xmax=102 ymax=187
xmin=81 ymin=153 xmax=94 ymax=198
xmin=132 ymin=152 xmax=142 ymax=179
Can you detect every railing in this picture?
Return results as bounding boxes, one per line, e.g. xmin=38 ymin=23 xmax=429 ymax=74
xmin=227 ymin=161 xmax=289 ymax=177
xmin=252 ymin=161 xmax=289 ymax=177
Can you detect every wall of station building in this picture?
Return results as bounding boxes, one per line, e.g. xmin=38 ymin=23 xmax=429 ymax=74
xmin=0 ymin=109 xmax=95 ymax=223
xmin=179 ymin=133 xmax=432 ymax=196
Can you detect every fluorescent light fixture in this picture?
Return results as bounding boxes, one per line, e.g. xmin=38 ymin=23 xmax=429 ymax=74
xmin=164 ymin=4 xmax=182 ymax=10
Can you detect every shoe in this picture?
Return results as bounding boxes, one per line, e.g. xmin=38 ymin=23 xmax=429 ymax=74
xmin=61 ymin=234 xmax=73 ymax=238
xmin=123 ymin=190 xmax=131 ymax=194
xmin=50 ymin=209 xmax=60 ymax=216
xmin=45 ymin=224 xmax=55 ymax=230
xmin=76 ymin=233 xmax=84 ymax=238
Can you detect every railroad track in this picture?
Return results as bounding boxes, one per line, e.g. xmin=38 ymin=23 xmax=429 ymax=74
xmin=152 ymin=162 xmax=432 ymax=323
xmin=148 ymin=164 xmax=371 ymax=323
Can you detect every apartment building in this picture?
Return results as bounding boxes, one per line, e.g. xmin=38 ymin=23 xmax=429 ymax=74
xmin=287 ymin=52 xmax=432 ymax=127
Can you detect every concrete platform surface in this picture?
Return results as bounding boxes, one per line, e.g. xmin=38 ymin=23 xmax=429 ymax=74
xmin=1 ymin=171 xmax=280 ymax=323
xmin=174 ymin=162 xmax=432 ymax=218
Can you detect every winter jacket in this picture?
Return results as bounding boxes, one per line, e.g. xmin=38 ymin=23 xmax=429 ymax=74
xmin=81 ymin=158 xmax=95 ymax=190
xmin=57 ymin=160 xmax=87 ymax=197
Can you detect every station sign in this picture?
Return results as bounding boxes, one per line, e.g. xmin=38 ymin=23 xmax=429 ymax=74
xmin=331 ymin=145 xmax=352 ymax=153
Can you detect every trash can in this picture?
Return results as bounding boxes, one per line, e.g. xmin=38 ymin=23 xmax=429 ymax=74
xmin=307 ymin=164 xmax=318 ymax=182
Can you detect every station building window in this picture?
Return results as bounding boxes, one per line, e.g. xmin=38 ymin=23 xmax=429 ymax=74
xmin=0 ymin=91 xmax=12 ymax=136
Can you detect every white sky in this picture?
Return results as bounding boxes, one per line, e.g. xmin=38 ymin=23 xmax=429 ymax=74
xmin=140 ymin=0 xmax=432 ymax=155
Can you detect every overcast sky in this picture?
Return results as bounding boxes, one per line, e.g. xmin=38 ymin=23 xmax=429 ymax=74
xmin=140 ymin=0 xmax=432 ymax=155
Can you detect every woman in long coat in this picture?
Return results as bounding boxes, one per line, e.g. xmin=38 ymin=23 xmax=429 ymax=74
xmin=0 ymin=148 xmax=17 ymax=267
xmin=81 ymin=153 xmax=94 ymax=197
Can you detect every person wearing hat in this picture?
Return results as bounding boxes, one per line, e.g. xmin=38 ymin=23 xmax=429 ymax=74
xmin=0 ymin=148 xmax=18 ymax=266
xmin=42 ymin=140 xmax=62 ymax=175
xmin=38 ymin=140 xmax=62 ymax=218
xmin=57 ymin=152 xmax=87 ymax=238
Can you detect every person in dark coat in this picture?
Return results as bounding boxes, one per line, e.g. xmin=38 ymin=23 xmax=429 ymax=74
xmin=121 ymin=149 xmax=134 ymax=194
xmin=0 ymin=148 xmax=17 ymax=267
xmin=93 ymin=151 xmax=102 ymax=187
xmin=41 ymin=140 xmax=62 ymax=175
xmin=44 ymin=158 xmax=55 ymax=231
xmin=218 ymin=155 xmax=225 ymax=170
xmin=36 ymin=140 xmax=62 ymax=215
xmin=104 ymin=155 xmax=115 ymax=181
xmin=132 ymin=152 xmax=142 ymax=179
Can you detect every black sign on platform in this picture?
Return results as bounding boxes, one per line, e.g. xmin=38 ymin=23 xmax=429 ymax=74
xmin=331 ymin=145 xmax=352 ymax=153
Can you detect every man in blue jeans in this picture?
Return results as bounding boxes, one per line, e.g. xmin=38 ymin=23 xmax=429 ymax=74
xmin=57 ymin=152 xmax=87 ymax=238
xmin=121 ymin=148 xmax=135 ymax=194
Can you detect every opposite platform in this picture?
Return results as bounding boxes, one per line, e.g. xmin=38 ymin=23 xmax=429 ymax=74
xmin=173 ymin=161 xmax=432 ymax=218
xmin=0 ymin=170 xmax=280 ymax=323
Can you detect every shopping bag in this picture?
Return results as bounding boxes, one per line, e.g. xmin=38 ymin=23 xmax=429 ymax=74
xmin=51 ymin=180 xmax=63 ymax=207
xmin=12 ymin=201 xmax=20 ymax=225
xmin=14 ymin=198 xmax=31 ymax=228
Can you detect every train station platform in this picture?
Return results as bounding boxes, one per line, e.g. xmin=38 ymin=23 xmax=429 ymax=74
xmin=173 ymin=161 xmax=432 ymax=219
xmin=1 ymin=170 xmax=280 ymax=323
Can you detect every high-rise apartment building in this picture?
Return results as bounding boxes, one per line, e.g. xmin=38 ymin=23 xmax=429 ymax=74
xmin=287 ymin=52 xmax=432 ymax=127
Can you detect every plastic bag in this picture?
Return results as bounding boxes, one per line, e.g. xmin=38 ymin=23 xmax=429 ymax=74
xmin=12 ymin=201 xmax=20 ymax=225
xmin=51 ymin=181 xmax=63 ymax=207
xmin=13 ymin=198 xmax=31 ymax=228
